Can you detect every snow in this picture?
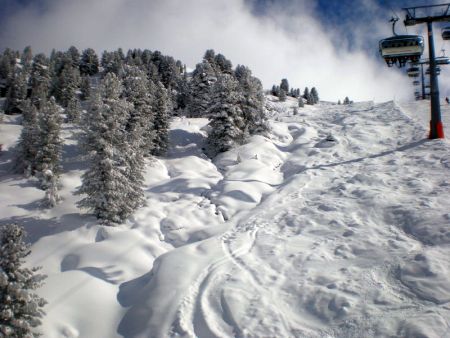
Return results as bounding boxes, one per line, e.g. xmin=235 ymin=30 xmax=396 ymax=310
xmin=1 ymin=97 xmax=450 ymax=337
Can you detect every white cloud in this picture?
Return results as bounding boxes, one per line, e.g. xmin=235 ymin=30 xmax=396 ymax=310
xmin=0 ymin=0 xmax=413 ymax=101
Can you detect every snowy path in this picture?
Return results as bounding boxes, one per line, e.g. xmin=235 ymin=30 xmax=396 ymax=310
xmin=1 ymin=99 xmax=450 ymax=337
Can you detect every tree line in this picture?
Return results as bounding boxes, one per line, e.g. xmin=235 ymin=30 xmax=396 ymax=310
xmin=271 ymin=78 xmax=319 ymax=106
xmin=0 ymin=46 xmax=269 ymax=222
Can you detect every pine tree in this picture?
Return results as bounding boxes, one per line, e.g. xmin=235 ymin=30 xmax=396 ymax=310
xmin=101 ymin=51 xmax=123 ymax=76
xmin=15 ymin=100 xmax=40 ymax=177
xmin=147 ymin=62 xmax=160 ymax=84
xmin=279 ymin=89 xmax=287 ymax=102
xmin=0 ymin=49 xmax=16 ymax=82
xmin=271 ymin=85 xmax=278 ymax=96
xmin=203 ymin=49 xmax=216 ymax=66
xmin=175 ymin=71 xmax=190 ymax=111
xmin=0 ymin=223 xmax=46 ymax=337
xmin=65 ymin=97 xmax=82 ymax=123
xmin=55 ymin=64 xmax=81 ymax=107
xmin=20 ymin=46 xmax=33 ymax=73
xmin=343 ymin=96 xmax=350 ymax=105
xmin=298 ymin=97 xmax=304 ymax=107
xmin=67 ymin=46 xmax=80 ymax=69
xmin=306 ymin=93 xmax=314 ymax=105
xmin=337 ymin=99 xmax=341 ymax=105
xmin=4 ymin=68 xmax=28 ymax=115
xmin=310 ymin=87 xmax=319 ymax=104
xmin=187 ymin=61 xmax=216 ymax=117
xmin=141 ymin=49 xmax=152 ymax=67
xmin=121 ymin=67 xmax=147 ymax=209
xmin=77 ymin=73 xmax=139 ymax=224
xmin=122 ymin=66 xmax=155 ymax=156
xmin=280 ymin=78 xmax=289 ymax=94
xmin=158 ymin=56 xmax=180 ymax=89
xmin=235 ymin=65 xmax=268 ymax=136
xmin=151 ymin=82 xmax=170 ymax=156
xmin=29 ymin=54 xmax=50 ymax=110
xmin=80 ymin=48 xmax=99 ymax=76
xmin=207 ymin=75 xmax=245 ymax=156
xmin=303 ymin=87 xmax=310 ymax=100
xmin=48 ymin=51 xmax=70 ymax=99
xmin=80 ymin=75 xmax=90 ymax=101
xmin=214 ymin=54 xmax=233 ymax=75
xmin=35 ymin=97 xmax=63 ymax=193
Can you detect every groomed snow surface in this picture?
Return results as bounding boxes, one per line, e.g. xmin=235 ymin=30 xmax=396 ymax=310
xmin=1 ymin=96 xmax=450 ymax=338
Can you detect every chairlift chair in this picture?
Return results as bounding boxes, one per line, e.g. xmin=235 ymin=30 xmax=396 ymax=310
xmin=379 ymin=35 xmax=424 ymax=67
xmin=442 ymin=27 xmax=450 ymax=40
xmin=407 ymin=66 xmax=420 ymax=77
xmin=435 ymin=56 xmax=450 ymax=65
xmin=413 ymin=80 xmax=420 ymax=86
xmin=426 ymin=66 xmax=441 ymax=75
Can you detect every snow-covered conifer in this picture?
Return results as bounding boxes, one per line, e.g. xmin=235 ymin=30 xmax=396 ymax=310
xmin=4 ymin=68 xmax=28 ymax=115
xmin=55 ymin=64 xmax=81 ymax=107
xmin=307 ymin=93 xmax=314 ymax=105
xmin=67 ymin=46 xmax=80 ymax=68
xmin=235 ymin=65 xmax=268 ymax=136
xmin=203 ymin=49 xmax=216 ymax=66
xmin=101 ymin=51 xmax=124 ymax=76
xmin=77 ymin=73 xmax=140 ymax=224
xmin=151 ymin=82 xmax=170 ymax=156
xmin=298 ymin=97 xmax=304 ymax=108
xmin=20 ymin=46 xmax=33 ymax=72
xmin=65 ymin=97 xmax=82 ymax=123
xmin=15 ymin=100 xmax=40 ymax=177
xmin=35 ymin=97 xmax=62 ymax=191
xmin=279 ymin=89 xmax=287 ymax=102
xmin=176 ymin=71 xmax=191 ymax=111
xmin=280 ymin=78 xmax=289 ymax=94
xmin=0 ymin=223 xmax=46 ymax=337
xmin=80 ymin=48 xmax=99 ymax=76
xmin=303 ymin=87 xmax=310 ymax=100
xmin=29 ymin=54 xmax=50 ymax=110
xmin=147 ymin=62 xmax=160 ymax=83
xmin=214 ymin=54 xmax=233 ymax=75
xmin=0 ymin=49 xmax=16 ymax=81
xmin=80 ymin=75 xmax=90 ymax=101
xmin=188 ymin=61 xmax=216 ymax=117
xmin=158 ymin=56 xmax=180 ymax=90
xmin=310 ymin=87 xmax=319 ymax=104
xmin=140 ymin=49 xmax=150 ymax=67
xmin=206 ymin=75 xmax=245 ymax=156
xmin=122 ymin=66 xmax=155 ymax=156
xmin=271 ymin=85 xmax=278 ymax=96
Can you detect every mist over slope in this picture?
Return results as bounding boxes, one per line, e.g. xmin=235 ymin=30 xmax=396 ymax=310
xmin=1 ymin=96 xmax=450 ymax=337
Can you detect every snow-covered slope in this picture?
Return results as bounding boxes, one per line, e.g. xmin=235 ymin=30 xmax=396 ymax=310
xmin=0 ymin=97 xmax=449 ymax=338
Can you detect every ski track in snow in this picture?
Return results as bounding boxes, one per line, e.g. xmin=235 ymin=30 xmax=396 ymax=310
xmin=1 ymin=98 xmax=450 ymax=338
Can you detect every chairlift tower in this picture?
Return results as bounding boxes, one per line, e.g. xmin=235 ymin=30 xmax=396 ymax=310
xmin=403 ymin=3 xmax=450 ymax=139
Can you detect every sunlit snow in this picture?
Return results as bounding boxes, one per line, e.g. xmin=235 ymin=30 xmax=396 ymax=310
xmin=1 ymin=96 xmax=449 ymax=337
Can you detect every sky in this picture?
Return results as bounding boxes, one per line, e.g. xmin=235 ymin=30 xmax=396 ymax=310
xmin=0 ymin=0 xmax=449 ymax=101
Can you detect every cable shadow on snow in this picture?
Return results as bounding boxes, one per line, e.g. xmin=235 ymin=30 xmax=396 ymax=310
xmin=299 ymin=139 xmax=429 ymax=173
